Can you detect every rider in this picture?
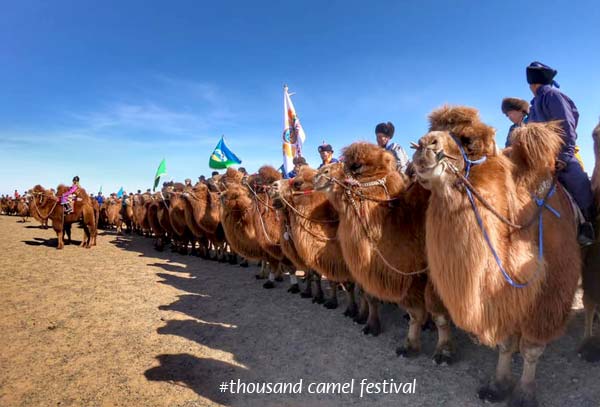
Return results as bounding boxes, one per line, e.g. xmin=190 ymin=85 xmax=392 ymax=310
xmin=318 ymin=143 xmax=339 ymax=169
xmin=61 ymin=176 xmax=80 ymax=215
xmin=375 ymin=122 xmax=409 ymax=173
xmin=286 ymin=156 xmax=308 ymax=178
xmin=501 ymin=97 xmax=529 ymax=148
xmin=526 ymin=61 xmax=595 ymax=246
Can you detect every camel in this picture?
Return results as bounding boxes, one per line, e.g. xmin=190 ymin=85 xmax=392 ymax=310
xmin=180 ymin=181 xmax=226 ymax=260
xmin=412 ymin=105 xmax=582 ymax=406
xmin=133 ymin=193 xmax=152 ymax=236
xmin=165 ymin=183 xmax=196 ymax=255
xmin=29 ymin=184 xmax=97 ymax=249
xmin=116 ymin=195 xmax=134 ymax=235
xmin=270 ymin=166 xmax=359 ymax=312
xmin=581 ymin=120 xmax=600 ymax=362
xmin=104 ymin=197 xmax=121 ymax=231
xmin=146 ymin=193 xmax=168 ymax=251
xmin=219 ymin=167 xmax=287 ymax=288
xmin=16 ymin=197 xmax=30 ymax=222
xmin=314 ymin=144 xmax=453 ymax=364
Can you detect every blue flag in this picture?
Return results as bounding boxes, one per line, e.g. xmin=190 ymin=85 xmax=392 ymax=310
xmin=209 ymin=136 xmax=242 ymax=169
xmin=117 ymin=187 xmax=124 ymax=198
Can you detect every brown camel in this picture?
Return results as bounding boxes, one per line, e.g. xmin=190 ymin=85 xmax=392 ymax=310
xmin=29 ymin=184 xmax=97 ymax=249
xmin=219 ymin=167 xmax=286 ymax=287
xmin=165 ymin=183 xmax=196 ymax=255
xmin=270 ymin=167 xmax=359 ymax=312
xmin=314 ymin=144 xmax=453 ymax=364
xmin=146 ymin=193 xmax=168 ymax=251
xmin=180 ymin=182 xmax=226 ymax=260
xmin=581 ymin=120 xmax=600 ymax=362
xmin=116 ymin=195 xmax=134 ymax=235
xmin=412 ymin=105 xmax=582 ymax=406
xmin=105 ymin=197 xmax=121 ymax=230
xmin=16 ymin=197 xmax=30 ymax=222
xmin=133 ymin=193 xmax=152 ymax=236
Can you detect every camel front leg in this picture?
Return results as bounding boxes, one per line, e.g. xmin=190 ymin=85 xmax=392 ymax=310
xmin=431 ymin=312 xmax=455 ymax=365
xmin=56 ymin=228 xmax=64 ymax=250
xmin=323 ymin=281 xmax=339 ymax=310
xmin=396 ymin=305 xmax=426 ymax=357
xmin=579 ymin=292 xmax=600 ymax=362
xmin=311 ymin=273 xmax=325 ymax=304
xmin=477 ymin=335 xmax=518 ymax=403
xmin=507 ymin=338 xmax=545 ymax=407
xmin=362 ymin=295 xmax=381 ymax=336
xmin=262 ymin=262 xmax=279 ymax=289
xmin=342 ymin=282 xmax=358 ymax=318
xmin=300 ymin=270 xmax=314 ymax=298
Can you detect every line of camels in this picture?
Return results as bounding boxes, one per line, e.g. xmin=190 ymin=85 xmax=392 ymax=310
xmin=7 ymin=106 xmax=600 ymax=407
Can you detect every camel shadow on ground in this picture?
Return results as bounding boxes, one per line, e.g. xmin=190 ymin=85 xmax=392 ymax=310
xmin=107 ymin=234 xmax=600 ymax=407
xmin=22 ymin=237 xmax=82 ymax=247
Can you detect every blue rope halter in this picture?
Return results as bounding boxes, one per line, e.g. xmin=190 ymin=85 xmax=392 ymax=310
xmin=449 ymin=134 xmax=560 ymax=288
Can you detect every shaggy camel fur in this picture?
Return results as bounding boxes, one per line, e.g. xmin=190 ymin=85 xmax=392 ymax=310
xmin=270 ymin=167 xmax=358 ymax=311
xmin=16 ymin=198 xmax=29 ymax=222
xmin=314 ymin=144 xmax=452 ymax=363
xmin=181 ymin=182 xmax=227 ymax=260
xmin=413 ymin=105 xmax=581 ymax=406
xmin=146 ymin=194 xmax=168 ymax=251
xmin=30 ymin=184 xmax=97 ymax=249
xmin=219 ymin=167 xmax=286 ymax=287
xmin=581 ymin=120 xmax=600 ymax=362
xmin=164 ymin=183 xmax=195 ymax=255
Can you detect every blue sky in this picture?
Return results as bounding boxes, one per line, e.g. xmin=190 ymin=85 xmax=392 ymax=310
xmin=1 ymin=0 xmax=600 ymax=195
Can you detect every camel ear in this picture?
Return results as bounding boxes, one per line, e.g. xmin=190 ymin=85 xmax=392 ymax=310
xmin=429 ymin=105 xmax=480 ymax=132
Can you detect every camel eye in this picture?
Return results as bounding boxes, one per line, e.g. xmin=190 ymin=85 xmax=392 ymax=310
xmin=460 ymin=136 xmax=470 ymax=146
xmin=293 ymin=180 xmax=302 ymax=189
xmin=349 ymin=163 xmax=362 ymax=173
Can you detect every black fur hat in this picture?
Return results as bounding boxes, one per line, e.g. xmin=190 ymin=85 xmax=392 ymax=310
xmin=375 ymin=122 xmax=395 ymax=138
xmin=526 ymin=61 xmax=557 ymax=85
xmin=72 ymin=176 xmax=80 ymax=183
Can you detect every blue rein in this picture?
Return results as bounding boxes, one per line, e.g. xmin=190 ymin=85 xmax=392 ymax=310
xmin=449 ymin=134 xmax=559 ymax=288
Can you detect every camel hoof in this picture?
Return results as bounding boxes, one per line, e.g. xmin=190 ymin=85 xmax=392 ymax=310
xmin=508 ymin=386 xmax=538 ymax=407
xmin=343 ymin=305 xmax=358 ymax=318
xmin=240 ymin=261 xmax=249 ymax=268
xmin=432 ymin=348 xmax=455 ymax=366
xmin=300 ymin=292 xmax=312 ymax=299
xmin=578 ymin=337 xmax=600 ymax=362
xmin=274 ymin=276 xmax=284 ymax=282
xmin=396 ymin=345 xmax=419 ymax=358
xmin=287 ymin=284 xmax=300 ymax=294
xmin=362 ymin=322 xmax=381 ymax=336
xmin=312 ymin=295 xmax=325 ymax=304
xmin=353 ymin=314 xmax=367 ymax=325
xmin=477 ymin=379 xmax=514 ymax=403
xmin=324 ymin=300 xmax=338 ymax=309
xmin=255 ymin=274 xmax=266 ymax=280
xmin=263 ymin=281 xmax=275 ymax=289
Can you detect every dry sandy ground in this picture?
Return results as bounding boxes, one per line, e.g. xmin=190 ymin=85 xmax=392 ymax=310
xmin=0 ymin=215 xmax=598 ymax=407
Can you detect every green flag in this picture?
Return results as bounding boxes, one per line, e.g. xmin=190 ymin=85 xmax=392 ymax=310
xmin=209 ymin=136 xmax=242 ymax=169
xmin=153 ymin=158 xmax=167 ymax=191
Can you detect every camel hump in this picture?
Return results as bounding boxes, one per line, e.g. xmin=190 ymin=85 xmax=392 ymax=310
xmin=258 ymin=165 xmax=282 ymax=183
xmin=509 ymin=122 xmax=563 ymax=173
xmin=428 ymin=105 xmax=480 ymax=132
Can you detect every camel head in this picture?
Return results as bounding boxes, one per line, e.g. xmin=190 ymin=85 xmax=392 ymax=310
xmin=412 ymin=106 xmax=497 ymax=189
xmin=270 ymin=167 xmax=318 ymax=210
xmin=31 ymin=185 xmax=54 ymax=207
xmin=314 ymin=161 xmax=345 ymax=193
